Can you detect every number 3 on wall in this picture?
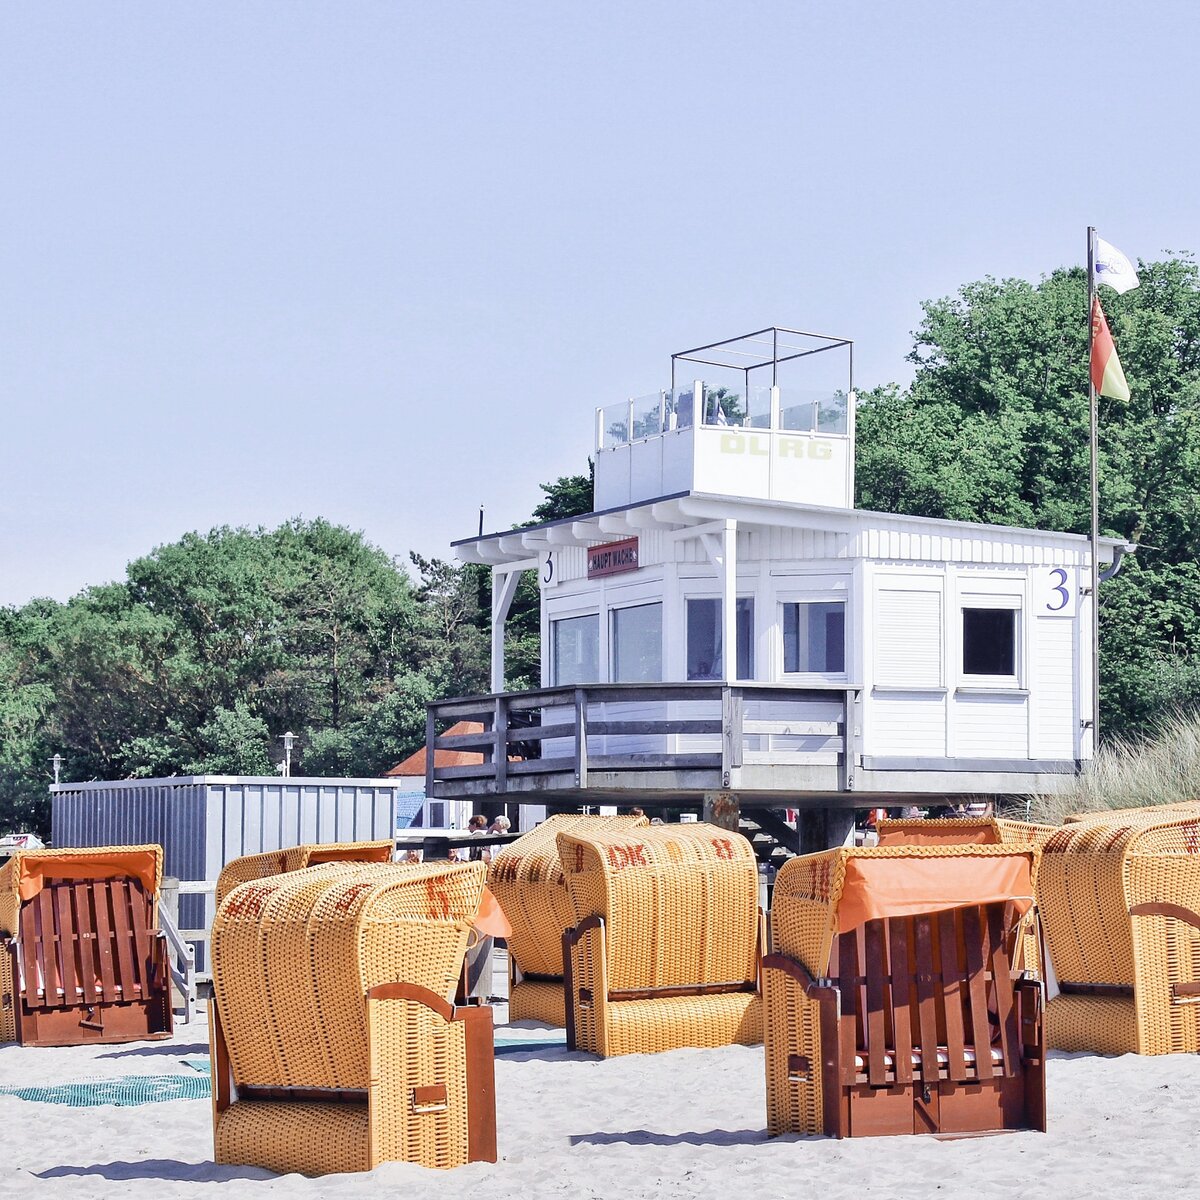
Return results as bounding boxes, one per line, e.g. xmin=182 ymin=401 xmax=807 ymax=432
xmin=1042 ymin=567 xmax=1076 ymax=616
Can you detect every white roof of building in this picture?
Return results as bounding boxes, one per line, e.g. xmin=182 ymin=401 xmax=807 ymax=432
xmin=453 ymin=490 xmax=1135 ymax=567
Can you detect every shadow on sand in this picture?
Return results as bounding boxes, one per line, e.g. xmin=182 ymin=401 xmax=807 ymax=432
xmin=98 ymin=1043 xmax=210 ymax=1060
xmin=37 ymin=1159 xmax=273 ymax=1183
xmin=494 ymin=1044 xmax=577 ymax=1062
xmin=570 ymin=1128 xmax=768 ymax=1149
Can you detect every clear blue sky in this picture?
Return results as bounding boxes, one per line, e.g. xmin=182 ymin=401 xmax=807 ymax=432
xmin=2 ymin=2 xmax=1196 ymax=605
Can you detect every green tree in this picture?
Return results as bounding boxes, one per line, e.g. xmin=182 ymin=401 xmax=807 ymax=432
xmin=0 ymin=519 xmax=431 ymax=829
xmin=183 ymin=702 xmax=273 ymax=775
xmin=530 ymin=462 xmax=594 ymax=523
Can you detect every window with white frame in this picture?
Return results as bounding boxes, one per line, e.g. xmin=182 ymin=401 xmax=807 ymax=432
xmin=610 ymin=602 xmax=662 ymax=683
xmin=551 ymin=613 xmax=600 ymax=686
xmin=782 ymin=600 xmax=846 ymax=675
xmin=686 ymin=597 xmax=754 ymax=680
xmin=961 ymin=606 xmax=1018 ymax=682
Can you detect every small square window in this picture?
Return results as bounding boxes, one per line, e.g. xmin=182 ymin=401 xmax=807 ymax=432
xmin=962 ymin=608 xmax=1016 ymax=676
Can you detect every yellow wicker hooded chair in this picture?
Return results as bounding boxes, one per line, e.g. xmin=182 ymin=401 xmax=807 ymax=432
xmin=488 ymin=813 xmax=648 ymax=1025
xmin=210 ymin=860 xmax=497 ymax=1175
xmin=558 ymin=822 xmax=764 ymax=1057
xmin=1039 ymin=810 xmax=1200 ymax=1055
xmin=214 ymin=840 xmax=395 ymax=906
xmin=764 ymin=843 xmax=1046 ymax=1138
xmin=0 ymin=844 xmax=172 ymax=1047
xmin=875 ymin=815 xmax=1055 ymax=851
xmin=1063 ymin=801 xmax=1200 ymax=824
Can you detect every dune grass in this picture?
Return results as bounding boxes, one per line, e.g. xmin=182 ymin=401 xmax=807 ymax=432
xmin=1023 ymin=710 xmax=1200 ymax=825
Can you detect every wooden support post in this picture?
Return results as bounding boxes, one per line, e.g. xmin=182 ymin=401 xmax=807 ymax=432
xmin=703 ymin=791 xmax=741 ymax=833
xmin=574 ymin=689 xmax=588 ymax=790
xmin=842 ymin=687 xmax=858 ymax=792
xmin=494 ymin=697 xmax=508 ymax=793
xmin=720 ymin=686 xmax=744 ymax=790
xmin=796 ymin=808 xmax=856 ymax=855
xmin=424 ymin=707 xmax=436 ymax=813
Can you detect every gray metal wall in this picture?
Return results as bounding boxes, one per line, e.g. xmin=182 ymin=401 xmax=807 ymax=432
xmin=52 ymin=776 xmax=399 ymax=967
xmin=52 ymin=780 xmax=208 ymax=883
xmin=199 ymin=780 xmax=397 ymax=879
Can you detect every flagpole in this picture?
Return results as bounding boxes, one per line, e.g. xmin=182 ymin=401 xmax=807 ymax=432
xmin=1087 ymin=225 xmax=1101 ymax=756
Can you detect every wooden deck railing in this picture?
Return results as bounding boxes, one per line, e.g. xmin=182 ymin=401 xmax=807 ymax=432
xmin=425 ymin=682 xmax=860 ymax=797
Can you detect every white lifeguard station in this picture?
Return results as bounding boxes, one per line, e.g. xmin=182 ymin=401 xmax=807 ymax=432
xmin=429 ymin=327 xmax=1132 ymax=852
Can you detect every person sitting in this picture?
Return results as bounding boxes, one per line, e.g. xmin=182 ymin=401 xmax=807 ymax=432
xmin=460 ymin=814 xmax=489 ymax=862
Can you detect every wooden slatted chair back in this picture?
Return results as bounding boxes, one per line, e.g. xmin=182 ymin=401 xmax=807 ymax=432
xmin=18 ymin=877 xmax=160 ymax=1010
xmin=766 ymin=844 xmax=1043 ymax=1138
xmin=830 ymin=902 xmax=1022 ymax=1089
xmin=0 ymin=844 xmax=171 ymax=1046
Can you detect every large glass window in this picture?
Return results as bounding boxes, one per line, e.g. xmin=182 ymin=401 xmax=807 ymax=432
xmin=552 ymin=614 xmax=599 ymax=685
xmin=686 ymin=598 xmax=755 ymax=680
xmin=962 ymin=608 xmax=1016 ymax=677
xmin=610 ymin=603 xmax=662 ymax=683
xmin=783 ymin=601 xmax=845 ymax=674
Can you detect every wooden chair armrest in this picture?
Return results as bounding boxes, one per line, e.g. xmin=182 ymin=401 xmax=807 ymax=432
xmin=1130 ymin=902 xmax=1200 ymax=931
xmin=562 ymin=915 xmax=606 ymax=1053
xmin=1014 ymin=976 xmax=1044 ymax=1053
xmin=762 ymin=951 xmax=843 ymax=1137
xmin=364 ymin=982 xmax=497 ymax=1165
xmin=563 ymin=914 xmax=604 ymax=952
xmin=762 ymin=952 xmax=832 ymax=999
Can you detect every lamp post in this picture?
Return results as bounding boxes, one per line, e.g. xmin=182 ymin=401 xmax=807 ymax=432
xmin=51 ymin=754 xmax=62 ymax=786
xmin=280 ymin=732 xmax=296 ymax=778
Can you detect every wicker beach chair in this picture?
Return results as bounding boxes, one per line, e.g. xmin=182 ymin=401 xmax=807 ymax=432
xmin=210 ymin=860 xmax=497 ymax=1174
xmin=764 ymin=843 xmax=1045 ymax=1138
xmin=488 ymin=813 xmax=648 ymax=1025
xmin=1062 ymin=801 xmax=1200 ymax=824
xmin=1039 ymin=811 xmax=1200 ymax=1055
xmin=875 ymin=816 xmax=1055 ymax=977
xmin=0 ymin=844 xmax=172 ymax=1047
xmin=558 ymin=823 xmax=764 ymax=1057
xmin=213 ymin=839 xmax=394 ymax=906
xmin=875 ymin=816 xmax=1055 ymax=849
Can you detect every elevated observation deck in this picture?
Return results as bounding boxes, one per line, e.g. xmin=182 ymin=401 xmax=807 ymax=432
xmin=594 ymin=326 xmax=855 ymax=512
xmin=424 ymin=683 xmax=1077 ymax=810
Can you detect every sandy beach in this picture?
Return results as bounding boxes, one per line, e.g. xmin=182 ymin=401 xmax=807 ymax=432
xmin=6 ymin=976 xmax=1199 ymax=1200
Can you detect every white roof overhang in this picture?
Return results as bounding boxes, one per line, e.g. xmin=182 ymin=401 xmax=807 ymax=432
xmin=451 ymin=491 xmax=1135 ymax=568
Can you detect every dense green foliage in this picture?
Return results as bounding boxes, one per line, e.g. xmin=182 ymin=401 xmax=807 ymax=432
xmin=856 ymin=255 xmax=1200 ymax=740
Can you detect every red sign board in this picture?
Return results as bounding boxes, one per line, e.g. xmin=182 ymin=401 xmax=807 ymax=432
xmin=587 ymin=537 xmax=639 ymax=579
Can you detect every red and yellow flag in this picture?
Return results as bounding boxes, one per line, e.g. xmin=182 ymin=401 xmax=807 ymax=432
xmin=1090 ymin=296 xmax=1130 ymax=401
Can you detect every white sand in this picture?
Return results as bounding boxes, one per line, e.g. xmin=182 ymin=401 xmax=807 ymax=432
xmin=5 ymin=990 xmax=1198 ymax=1200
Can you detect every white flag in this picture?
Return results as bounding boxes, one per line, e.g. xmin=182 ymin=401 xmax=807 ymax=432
xmin=1094 ymin=236 xmax=1140 ymax=294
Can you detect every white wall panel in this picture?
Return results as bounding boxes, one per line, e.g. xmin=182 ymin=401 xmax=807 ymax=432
xmin=867 ymin=693 xmax=946 ymax=756
xmin=953 ymin=694 xmax=1028 ymax=758
xmin=1030 ymin=617 xmax=1076 ymax=758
